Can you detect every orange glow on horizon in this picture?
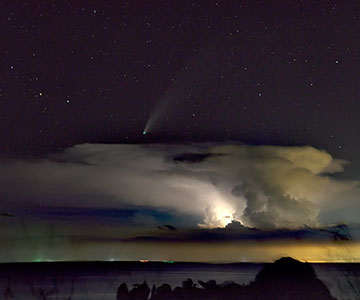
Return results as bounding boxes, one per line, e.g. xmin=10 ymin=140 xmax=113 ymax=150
xmin=59 ymin=240 xmax=360 ymax=264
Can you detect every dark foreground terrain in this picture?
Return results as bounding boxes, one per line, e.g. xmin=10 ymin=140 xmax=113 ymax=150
xmin=115 ymin=257 xmax=336 ymax=300
xmin=0 ymin=257 xmax=341 ymax=299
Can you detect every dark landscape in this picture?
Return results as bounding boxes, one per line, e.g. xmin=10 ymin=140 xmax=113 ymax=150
xmin=1 ymin=257 xmax=359 ymax=300
xmin=115 ymin=257 xmax=336 ymax=300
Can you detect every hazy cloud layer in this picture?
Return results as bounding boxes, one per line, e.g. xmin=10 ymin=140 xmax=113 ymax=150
xmin=0 ymin=143 xmax=358 ymax=229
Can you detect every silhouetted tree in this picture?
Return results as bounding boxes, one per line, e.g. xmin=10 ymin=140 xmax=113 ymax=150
xmin=116 ymin=283 xmax=129 ymax=300
xmin=129 ymin=281 xmax=150 ymax=300
xmin=151 ymin=283 xmax=172 ymax=300
xmin=249 ymin=257 xmax=336 ymax=300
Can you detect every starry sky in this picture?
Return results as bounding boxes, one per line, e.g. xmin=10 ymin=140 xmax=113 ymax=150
xmin=1 ymin=1 xmax=360 ymax=262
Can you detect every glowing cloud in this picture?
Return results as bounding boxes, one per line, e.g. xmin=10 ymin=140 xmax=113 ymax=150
xmin=0 ymin=143 xmax=358 ymax=229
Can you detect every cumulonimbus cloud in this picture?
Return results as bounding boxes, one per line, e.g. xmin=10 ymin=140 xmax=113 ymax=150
xmin=0 ymin=143 xmax=358 ymax=229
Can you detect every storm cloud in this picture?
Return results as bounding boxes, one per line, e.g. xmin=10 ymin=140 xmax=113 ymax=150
xmin=0 ymin=143 xmax=358 ymax=229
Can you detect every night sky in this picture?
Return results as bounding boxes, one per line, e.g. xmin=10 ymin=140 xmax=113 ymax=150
xmin=1 ymin=1 xmax=360 ymax=262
